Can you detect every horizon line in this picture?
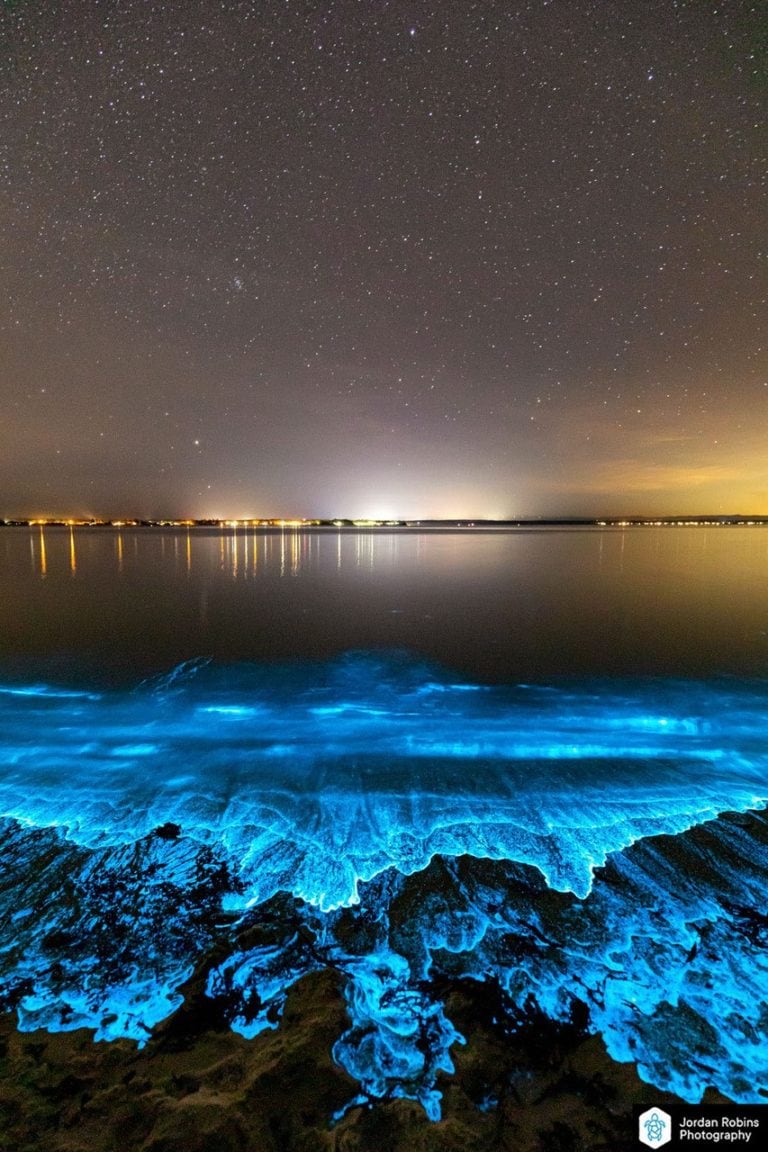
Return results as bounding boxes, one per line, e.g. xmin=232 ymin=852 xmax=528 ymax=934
xmin=4 ymin=514 xmax=768 ymax=528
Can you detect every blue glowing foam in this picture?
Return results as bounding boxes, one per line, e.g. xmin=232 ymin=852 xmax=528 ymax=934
xmin=0 ymin=653 xmax=766 ymax=1116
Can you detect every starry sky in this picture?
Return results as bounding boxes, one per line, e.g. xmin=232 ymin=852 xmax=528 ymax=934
xmin=1 ymin=1 xmax=764 ymax=519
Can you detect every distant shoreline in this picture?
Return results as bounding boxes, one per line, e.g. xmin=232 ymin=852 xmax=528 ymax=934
xmin=3 ymin=516 xmax=768 ymax=529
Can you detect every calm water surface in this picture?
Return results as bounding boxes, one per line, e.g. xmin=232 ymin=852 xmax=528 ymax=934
xmin=2 ymin=524 xmax=768 ymax=683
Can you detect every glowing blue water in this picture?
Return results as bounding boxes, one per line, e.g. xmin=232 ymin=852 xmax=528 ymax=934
xmin=0 ymin=653 xmax=766 ymax=1115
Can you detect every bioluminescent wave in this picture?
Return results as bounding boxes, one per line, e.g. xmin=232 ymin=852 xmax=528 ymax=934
xmin=0 ymin=653 xmax=766 ymax=1117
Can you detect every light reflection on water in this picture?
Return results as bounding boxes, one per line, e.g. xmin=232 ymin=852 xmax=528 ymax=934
xmin=17 ymin=522 xmax=768 ymax=583
xmin=4 ymin=525 xmax=768 ymax=684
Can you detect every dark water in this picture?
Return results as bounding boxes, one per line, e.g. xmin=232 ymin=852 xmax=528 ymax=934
xmin=1 ymin=525 xmax=767 ymax=1116
xmin=3 ymin=524 xmax=768 ymax=682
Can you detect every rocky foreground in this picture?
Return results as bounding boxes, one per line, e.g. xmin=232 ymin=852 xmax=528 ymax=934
xmin=0 ymin=962 xmax=705 ymax=1152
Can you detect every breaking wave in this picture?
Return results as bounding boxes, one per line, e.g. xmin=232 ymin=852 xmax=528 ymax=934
xmin=0 ymin=653 xmax=766 ymax=1117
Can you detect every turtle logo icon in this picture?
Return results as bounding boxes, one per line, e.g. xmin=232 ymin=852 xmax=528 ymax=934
xmin=638 ymin=1107 xmax=672 ymax=1148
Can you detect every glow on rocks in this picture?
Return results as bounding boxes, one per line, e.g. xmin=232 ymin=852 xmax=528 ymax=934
xmin=0 ymin=653 xmax=766 ymax=1116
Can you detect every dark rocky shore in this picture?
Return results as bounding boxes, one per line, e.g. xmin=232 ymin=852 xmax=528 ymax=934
xmin=4 ymin=808 xmax=765 ymax=1150
xmin=0 ymin=963 xmax=705 ymax=1152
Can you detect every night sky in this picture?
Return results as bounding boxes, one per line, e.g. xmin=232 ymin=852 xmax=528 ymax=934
xmin=1 ymin=1 xmax=764 ymax=519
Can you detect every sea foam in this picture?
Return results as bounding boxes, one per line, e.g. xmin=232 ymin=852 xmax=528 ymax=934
xmin=0 ymin=653 xmax=766 ymax=1115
